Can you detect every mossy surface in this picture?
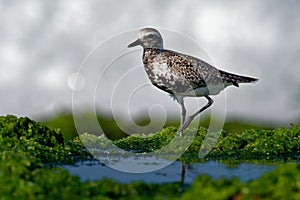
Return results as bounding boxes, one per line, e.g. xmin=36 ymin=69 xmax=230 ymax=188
xmin=0 ymin=115 xmax=299 ymax=199
xmin=80 ymin=125 xmax=299 ymax=162
xmin=0 ymin=115 xmax=89 ymax=164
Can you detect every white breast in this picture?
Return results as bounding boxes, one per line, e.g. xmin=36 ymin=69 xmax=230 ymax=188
xmin=180 ymin=84 xmax=227 ymax=97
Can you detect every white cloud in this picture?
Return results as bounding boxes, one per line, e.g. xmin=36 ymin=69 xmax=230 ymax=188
xmin=194 ymin=2 xmax=278 ymax=51
xmin=0 ymin=0 xmax=299 ymax=124
xmin=0 ymin=44 xmax=24 ymax=85
xmin=36 ymin=64 xmax=68 ymax=90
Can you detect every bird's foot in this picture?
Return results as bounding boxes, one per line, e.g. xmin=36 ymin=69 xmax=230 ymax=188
xmin=178 ymin=125 xmax=187 ymax=137
xmin=179 ymin=130 xmax=184 ymax=137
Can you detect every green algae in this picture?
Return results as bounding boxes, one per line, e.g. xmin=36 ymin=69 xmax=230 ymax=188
xmin=80 ymin=125 xmax=299 ymax=162
xmin=2 ymin=114 xmax=298 ymax=163
xmin=0 ymin=115 xmax=89 ymax=164
xmin=114 ymin=127 xmax=177 ymax=153
xmin=209 ymin=125 xmax=299 ymax=160
xmin=0 ymin=115 xmax=299 ymax=199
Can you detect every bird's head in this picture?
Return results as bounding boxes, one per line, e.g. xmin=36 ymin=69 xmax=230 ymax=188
xmin=128 ymin=28 xmax=163 ymax=49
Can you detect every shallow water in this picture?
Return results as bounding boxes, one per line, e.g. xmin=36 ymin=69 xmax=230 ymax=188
xmin=62 ymin=157 xmax=278 ymax=184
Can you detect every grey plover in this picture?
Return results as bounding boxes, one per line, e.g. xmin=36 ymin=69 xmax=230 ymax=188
xmin=128 ymin=28 xmax=258 ymax=136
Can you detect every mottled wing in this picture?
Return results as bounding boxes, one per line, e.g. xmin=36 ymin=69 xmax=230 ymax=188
xmin=162 ymin=50 xmax=224 ymax=88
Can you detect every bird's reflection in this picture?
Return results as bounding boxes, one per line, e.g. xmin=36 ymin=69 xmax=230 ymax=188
xmin=180 ymin=161 xmax=192 ymax=184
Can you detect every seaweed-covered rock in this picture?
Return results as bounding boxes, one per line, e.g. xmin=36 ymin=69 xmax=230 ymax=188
xmin=79 ymin=124 xmax=300 ymax=161
xmin=0 ymin=115 xmax=64 ymax=147
xmin=0 ymin=115 xmax=89 ymax=163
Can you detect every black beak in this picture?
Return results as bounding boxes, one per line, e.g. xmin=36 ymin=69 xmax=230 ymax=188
xmin=127 ymin=39 xmax=141 ymax=48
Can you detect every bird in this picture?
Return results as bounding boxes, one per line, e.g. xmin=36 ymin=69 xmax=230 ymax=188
xmin=128 ymin=28 xmax=258 ymax=136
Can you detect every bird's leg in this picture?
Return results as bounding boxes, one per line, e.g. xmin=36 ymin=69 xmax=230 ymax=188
xmin=178 ymin=96 xmax=214 ymax=135
xmin=177 ymin=97 xmax=186 ymax=136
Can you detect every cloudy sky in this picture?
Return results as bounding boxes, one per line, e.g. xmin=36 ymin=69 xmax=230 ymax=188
xmin=1 ymin=0 xmax=300 ymax=126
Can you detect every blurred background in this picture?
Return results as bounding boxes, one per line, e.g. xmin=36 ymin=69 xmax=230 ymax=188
xmin=1 ymin=0 xmax=300 ymax=140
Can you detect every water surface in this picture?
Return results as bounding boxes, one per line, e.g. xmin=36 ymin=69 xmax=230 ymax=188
xmin=62 ymin=158 xmax=278 ymax=184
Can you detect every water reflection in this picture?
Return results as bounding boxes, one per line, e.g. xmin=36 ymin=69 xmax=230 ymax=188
xmin=62 ymin=157 xmax=278 ymax=184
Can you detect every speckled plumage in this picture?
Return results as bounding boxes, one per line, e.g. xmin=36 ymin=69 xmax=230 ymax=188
xmin=128 ymin=28 xmax=258 ymax=135
xmin=143 ymin=48 xmax=232 ymax=97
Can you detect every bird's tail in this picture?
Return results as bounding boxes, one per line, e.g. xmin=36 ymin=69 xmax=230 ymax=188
xmin=219 ymin=70 xmax=258 ymax=87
